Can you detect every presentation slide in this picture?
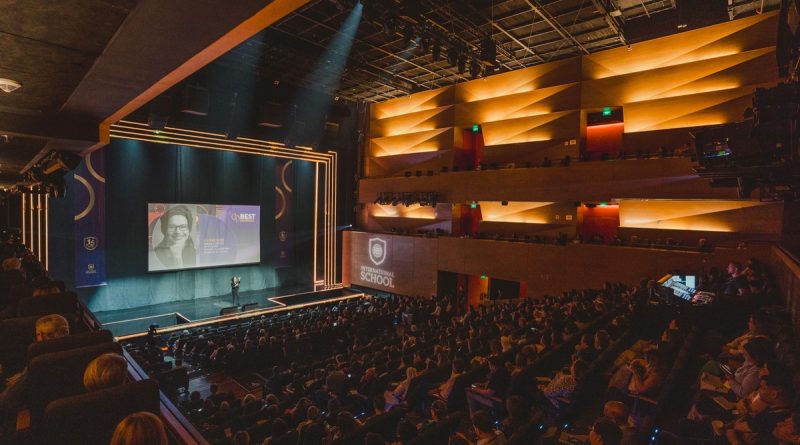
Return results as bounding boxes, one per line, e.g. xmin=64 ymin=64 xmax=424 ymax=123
xmin=147 ymin=203 xmax=261 ymax=272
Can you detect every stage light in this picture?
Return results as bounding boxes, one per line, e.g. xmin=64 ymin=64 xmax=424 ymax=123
xmin=402 ymin=23 xmax=414 ymax=47
xmin=432 ymin=38 xmax=441 ymax=61
xmin=384 ymin=15 xmax=397 ymax=37
xmin=447 ymin=45 xmax=459 ymax=66
xmin=480 ymin=38 xmax=496 ymax=64
xmin=469 ymin=59 xmax=482 ymax=79
xmin=457 ymin=54 xmax=467 ymax=74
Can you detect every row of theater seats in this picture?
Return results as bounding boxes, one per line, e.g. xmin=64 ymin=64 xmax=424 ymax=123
xmin=0 ymin=292 xmax=162 ymax=445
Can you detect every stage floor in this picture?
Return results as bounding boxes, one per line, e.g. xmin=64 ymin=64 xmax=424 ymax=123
xmin=95 ymin=287 xmax=360 ymax=337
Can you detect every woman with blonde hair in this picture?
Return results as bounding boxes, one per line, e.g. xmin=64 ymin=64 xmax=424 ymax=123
xmin=84 ymin=352 xmax=129 ymax=392
xmin=110 ymin=411 xmax=167 ymax=445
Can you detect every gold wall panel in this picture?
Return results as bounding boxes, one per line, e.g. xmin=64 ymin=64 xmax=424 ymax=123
xmin=455 ymin=58 xmax=581 ymax=102
xmin=623 ymin=82 xmax=774 ymax=133
xmin=454 ymin=83 xmax=580 ymax=127
xmin=479 ymin=201 xmax=556 ymax=223
xmin=369 ymin=127 xmax=454 ymax=157
xmin=582 ymin=48 xmax=776 ymax=108
xmin=619 ymin=199 xmax=783 ymax=233
xmin=481 ymin=111 xmax=579 ymax=146
xmin=582 ymin=12 xmax=778 ymax=79
xmin=370 ymin=105 xmax=454 ymax=138
xmin=370 ymin=86 xmax=455 ymax=120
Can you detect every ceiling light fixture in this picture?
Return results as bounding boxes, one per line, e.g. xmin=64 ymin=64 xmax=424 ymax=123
xmin=0 ymin=78 xmax=21 ymax=93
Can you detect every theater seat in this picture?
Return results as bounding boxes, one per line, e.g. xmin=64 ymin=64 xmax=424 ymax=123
xmin=39 ymin=379 xmax=160 ymax=445
xmin=26 ymin=329 xmax=113 ymax=364
xmin=17 ymin=292 xmax=79 ymax=317
xmin=27 ymin=341 xmax=123 ymax=424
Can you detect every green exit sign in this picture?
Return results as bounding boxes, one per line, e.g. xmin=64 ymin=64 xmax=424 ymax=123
xmin=472 ymin=124 xmax=480 ymax=132
xmin=602 ymin=107 xmax=613 ymax=117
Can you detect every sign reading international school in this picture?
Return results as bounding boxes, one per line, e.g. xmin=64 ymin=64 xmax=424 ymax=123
xmin=359 ymin=237 xmax=395 ymax=288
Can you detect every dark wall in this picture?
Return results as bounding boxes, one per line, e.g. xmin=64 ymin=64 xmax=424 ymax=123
xmin=50 ymin=139 xmax=316 ymax=312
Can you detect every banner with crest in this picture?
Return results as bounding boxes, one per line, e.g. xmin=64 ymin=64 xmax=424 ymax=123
xmin=274 ymin=160 xmax=293 ymax=268
xmin=74 ymin=149 xmax=107 ymax=287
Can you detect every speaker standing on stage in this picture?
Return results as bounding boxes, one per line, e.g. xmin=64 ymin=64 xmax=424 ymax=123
xmin=231 ymin=276 xmax=240 ymax=305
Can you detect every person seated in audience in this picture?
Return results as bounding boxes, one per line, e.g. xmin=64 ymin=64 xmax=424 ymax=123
xmin=627 ymin=350 xmax=666 ymax=397
xmin=418 ymin=399 xmax=449 ymax=437
xmin=263 ymin=417 xmax=289 ymax=445
xmin=386 ymin=366 xmax=417 ymax=409
xmin=772 ymin=411 xmax=800 ymax=445
xmin=110 ymin=411 xmax=168 ymax=445
xmin=542 ymin=358 xmax=588 ymax=409
xmin=589 ymin=418 xmax=623 ymax=445
xmin=394 ymin=418 xmax=418 ymax=444
xmin=466 ymin=356 xmax=510 ymax=416
xmin=603 ymin=401 xmax=638 ymax=445
xmin=429 ymin=359 xmax=466 ymax=403
xmin=0 ymin=314 xmax=70 ymax=413
xmin=721 ymin=374 xmax=794 ymax=445
xmin=233 ymin=430 xmax=251 ymax=445
xmin=725 ymin=262 xmax=750 ymax=296
xmin=455 ymin=410 xmax=506 ymax=445
xmin=701 ymin=336 xmax=773 ymax=399
xmin=30 ymin=281 xmax=61 ymax=297
xmin=500 ymin=395 xmax=530 ymax=439
xmin=83 ymin=352 xmax=129 ymax=392
xmin=330 ymin=410 xmax=361 ymax=441
xmin=297 ymin=405 xmax=324 ymax=445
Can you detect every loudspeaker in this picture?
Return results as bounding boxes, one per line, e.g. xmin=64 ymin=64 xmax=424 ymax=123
xmin=180 ymin=85 xmax=210 ymax=116
xmin=241 ymin=302 xmax=259 ymax=312
xmin=148 ymin=95 xmax=172 ymax=130
xmin=480 ymin=38 xmax=496 ymax=64
xmin=219 ymin=306 xmax=239 ymax=316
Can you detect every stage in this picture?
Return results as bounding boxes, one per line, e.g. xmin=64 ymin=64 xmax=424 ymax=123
xmin=95 ymin=287 xmax=363 ymax=337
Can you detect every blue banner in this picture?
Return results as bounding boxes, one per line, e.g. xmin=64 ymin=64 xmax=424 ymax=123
xmin=275 ymin=160 xmax=293 ymax=268
xmin=74 ymin=149 xmax=107 ymax=287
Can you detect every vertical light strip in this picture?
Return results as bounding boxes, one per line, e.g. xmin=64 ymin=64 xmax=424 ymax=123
xmin=29 ymin=193 xmax=34 ymax=251
xmin=332 ymin=151 xmax=338 ymax=286
xmin=37 ymin=194 xmax=42 ymax=261
xmin=313 ymin=162 xmax=319 ymax=288
xmin=45 ymin=195 xmax=49 ymax=271
xmin=21 ymin=193 xmax=26 ymax=247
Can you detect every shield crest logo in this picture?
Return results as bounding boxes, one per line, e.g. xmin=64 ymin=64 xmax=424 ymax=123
xmin=84 ymin=236 xmax=98 ymax=251
xmin=278 ymin=231 xmax=288 ymax=242
xmin=368 ymin=238 xmax=387 ymax=266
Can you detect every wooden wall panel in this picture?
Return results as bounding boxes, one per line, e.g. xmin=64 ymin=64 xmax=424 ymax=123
xmin=346 ymin=231 xmax=771 ymax=299
xmin=371 ymin=86 xmax=455 ymax=120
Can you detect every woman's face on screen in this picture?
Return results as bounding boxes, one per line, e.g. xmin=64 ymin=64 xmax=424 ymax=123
xmin=166 ymin=214 xmax=189 ymax=245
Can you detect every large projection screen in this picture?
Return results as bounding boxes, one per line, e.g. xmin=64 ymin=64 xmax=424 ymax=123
xmin=148 ymin=203 xmax=261 ymax=272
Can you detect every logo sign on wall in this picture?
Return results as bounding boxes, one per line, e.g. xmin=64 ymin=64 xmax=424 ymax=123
xmin=368 ymin=237 xmax=387 ymax=265
xmin=360 ymin=237 xmax=394 ymax=288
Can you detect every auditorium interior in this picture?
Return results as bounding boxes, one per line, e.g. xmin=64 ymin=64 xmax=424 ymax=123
xmin=2 ymin=0 xmax=800 ymax=444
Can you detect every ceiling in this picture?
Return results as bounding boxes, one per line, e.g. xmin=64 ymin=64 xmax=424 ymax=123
xmin=213 ymin=0 xmax=781 ymax=103
xmin=0 ymin=0 xmax=309 ymax=183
